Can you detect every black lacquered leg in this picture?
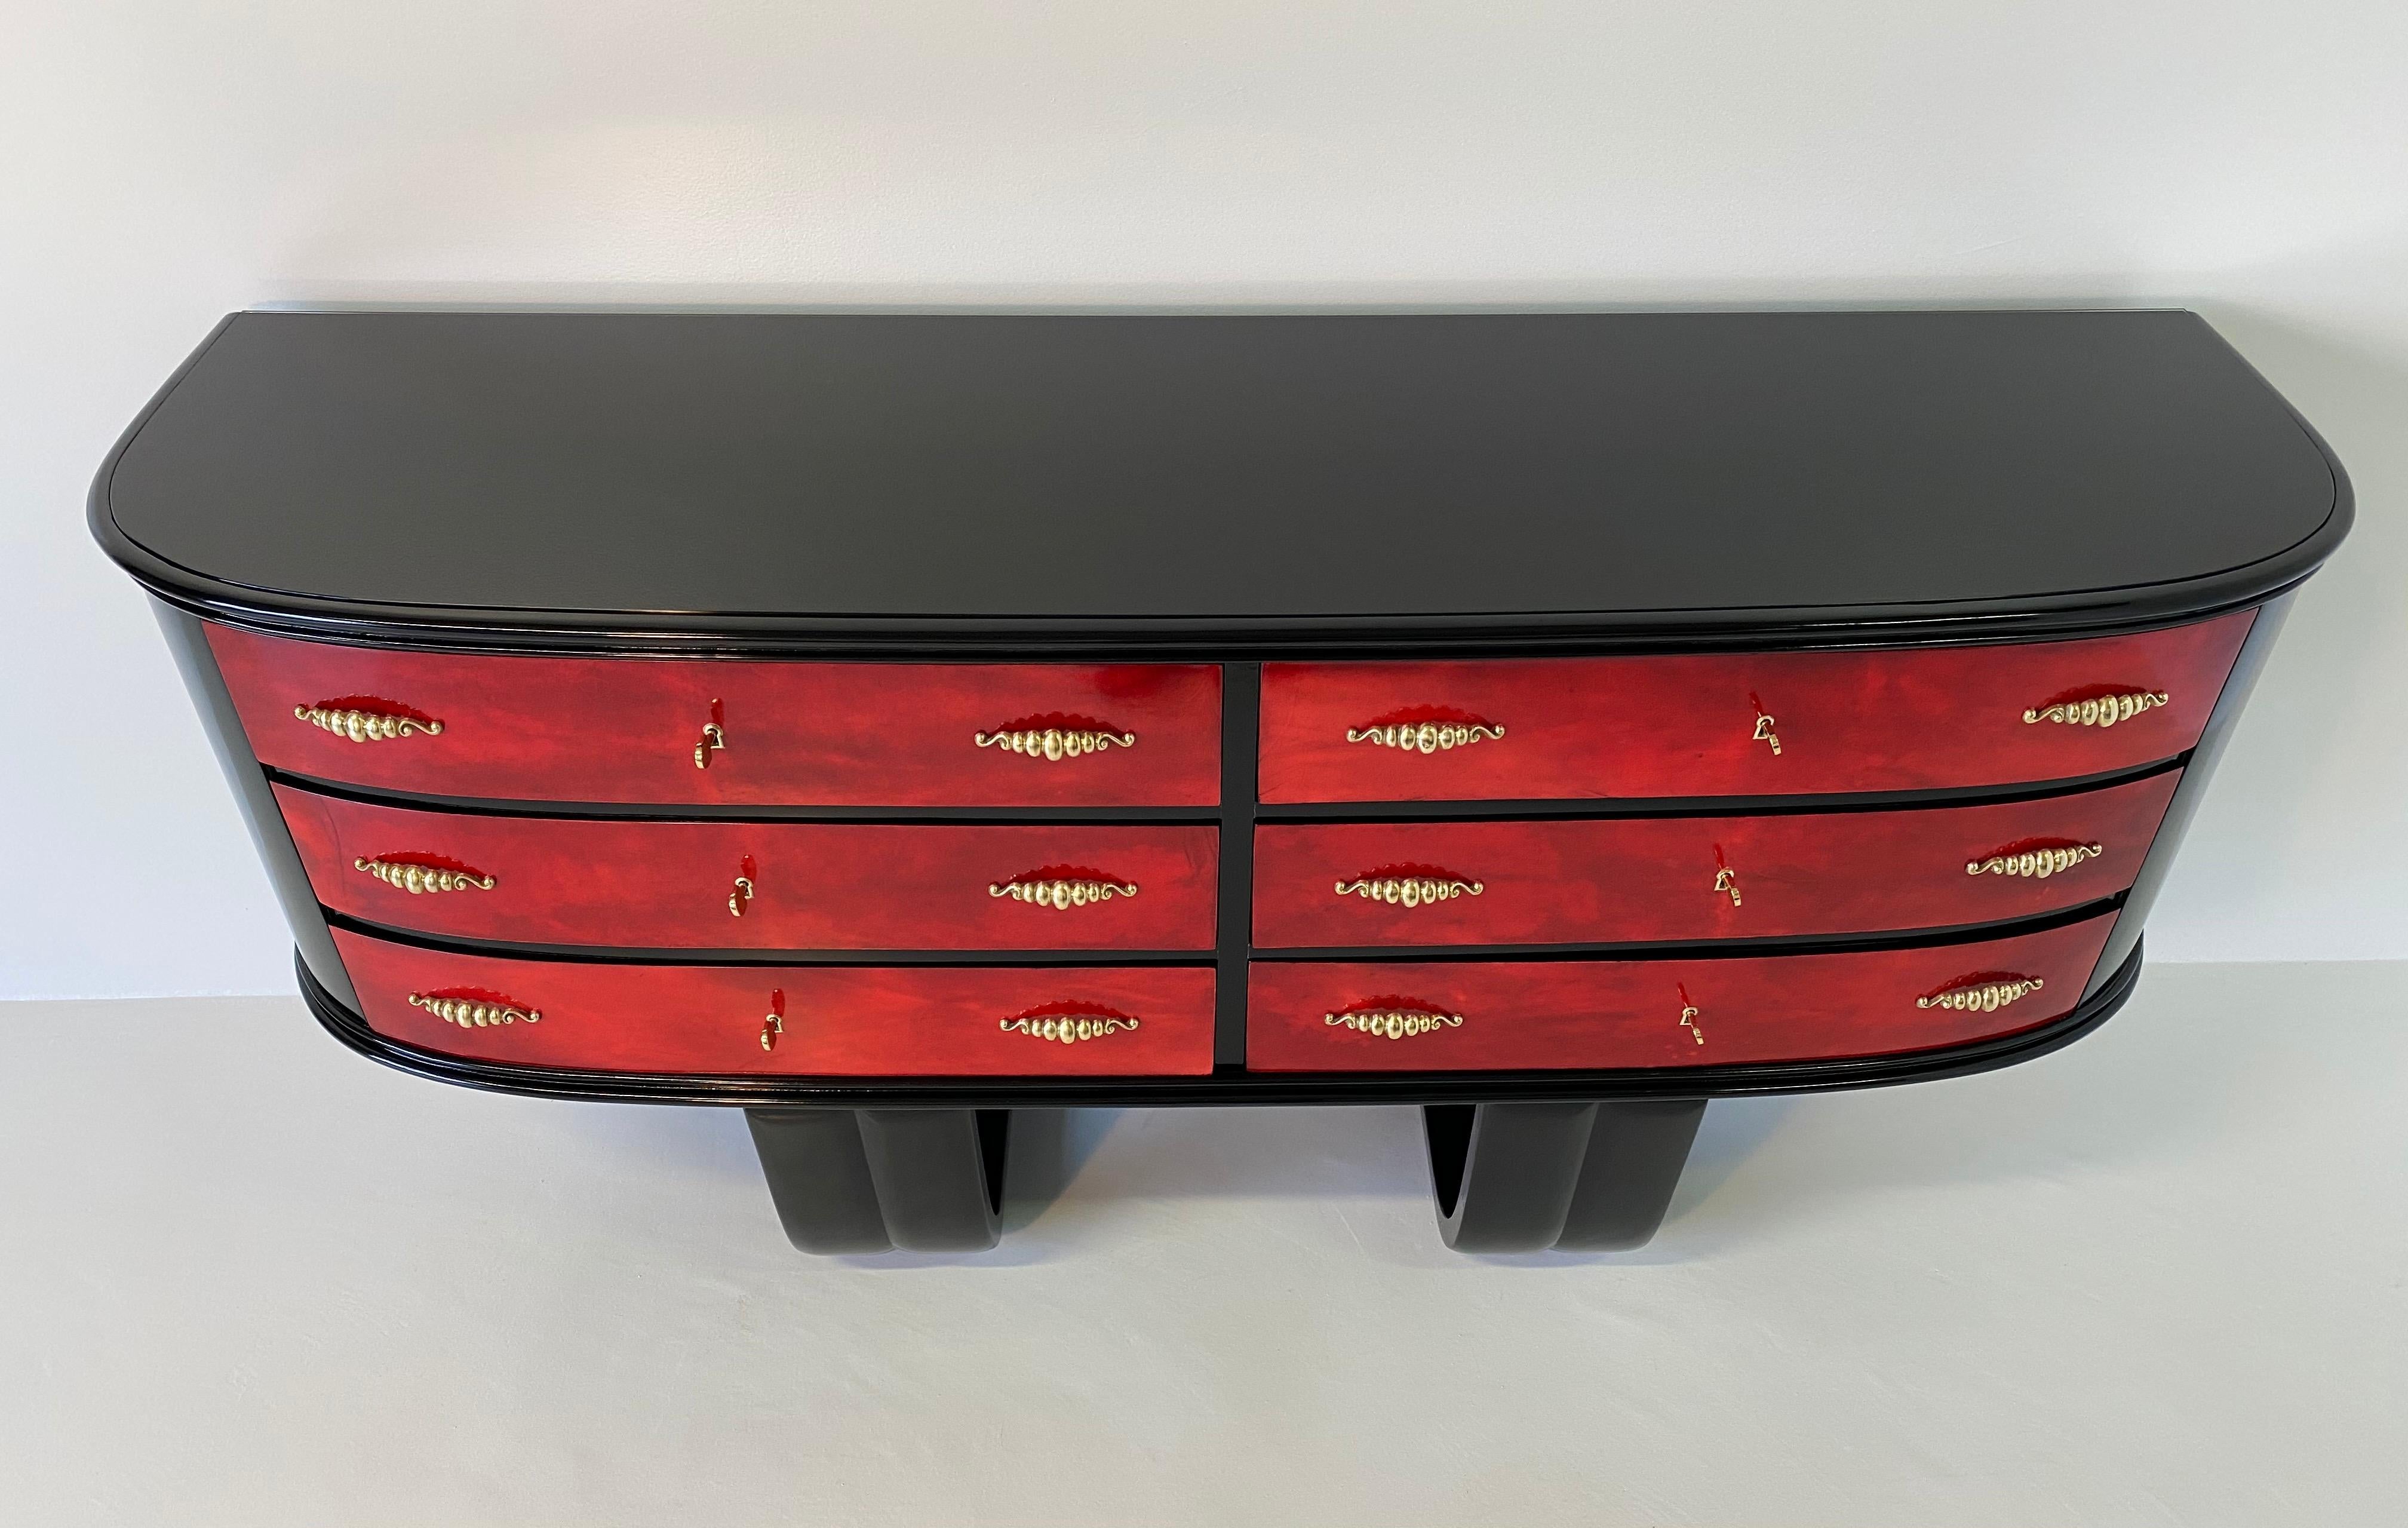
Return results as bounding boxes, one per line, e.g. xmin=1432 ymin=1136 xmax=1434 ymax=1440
xmin=747 ymin=1107 xmax=892 ymax=1254
xmin=858 ymin=1108 xmax=1008 ymax=1253
xmin=1426 ymin=1101 xmax=1596 ymax=1251
xmin=1553 ymin=1100 xmax=1707 ymax=1251
xmin=1424 ymin=1099 xmax=1704 ymax=1253
xmin=745 ymin=1107 xmax=1010 ymax=1255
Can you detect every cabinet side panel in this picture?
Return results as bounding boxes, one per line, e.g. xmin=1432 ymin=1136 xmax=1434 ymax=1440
xmin=2081 ymin=596 xmax=2284 ymax=996
xmin=153 ymin=605 xmax=357 ymax=1009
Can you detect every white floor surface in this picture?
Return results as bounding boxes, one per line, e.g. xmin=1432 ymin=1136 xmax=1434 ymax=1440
xmin=2 ymin=959 xmax=2401 ymax=1526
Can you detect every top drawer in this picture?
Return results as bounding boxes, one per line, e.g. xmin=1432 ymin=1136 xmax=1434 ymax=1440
xmin=1259 ymin=610 xmax=2253 ymax=803
xmin=208 ymin=626 xmax=1223 ymax=807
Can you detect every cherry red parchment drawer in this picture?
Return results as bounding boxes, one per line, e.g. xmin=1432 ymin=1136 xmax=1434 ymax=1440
xmin=1258 ymin=612 xmax=2251 ymax=803
xmin=1253 ymin=771 xmax=2178 ymax=949
xmin=331 ymin=929 xmax=1216 ymax=1076
xmin=1246 ymin=912 xmax=2116 ymax=1072
xmin=278 ymin=786 xmax=1218 ymax=952
xmin=210 ymin=625 xmax=1221 ymax=807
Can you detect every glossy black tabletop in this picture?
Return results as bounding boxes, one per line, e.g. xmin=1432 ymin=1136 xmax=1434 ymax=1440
xmin=95 ymin=309 xmax=2346 ymax=652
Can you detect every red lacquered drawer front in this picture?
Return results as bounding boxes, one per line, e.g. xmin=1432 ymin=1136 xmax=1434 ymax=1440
xmin=1247 ymin=912 xmax=2116 ymax=1072
xmin=331 ymin=930 xmax=1215 ymax=1076
xmin=1259 ymin=611 xmax=2252 ymax=802
xmin=278 ymin=786 xmax=1218 ymax=952
xmin=211 ymin=625 xmax=1221 ymax=807
xmin=1254 ymin=771 xmax=2178 ymax=948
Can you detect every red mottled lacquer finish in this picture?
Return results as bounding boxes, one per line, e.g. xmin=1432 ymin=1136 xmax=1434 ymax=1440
xmin=1258 ymin=611 xmax=2252 ymax=802
xmin=332 ymin=929 xmax=1217 ymax=1076
xmin=1247 ymin=912 xmax=2117 ymax=1072
xmin=210 ymin=625 xmax=1223 ymax=806
xmin=1254 ymin=771 xmax=2179 ymax=948
xmin=279 ymin=786 xmax=1218 ymax=952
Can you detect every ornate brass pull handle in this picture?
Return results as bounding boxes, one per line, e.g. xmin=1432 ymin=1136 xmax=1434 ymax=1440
xmin=1966 ymin=842 xmax=2104 ymax=879
xmin=729 ymin=875 xmax=754 ymax=917
xmin=760 ymin=990 xmax=786 ymax=1052
xmin=1712 ymin=867 xmax=1742 ymax=907
xmin=2023 ymin=691 xmax=2169 ymax=728
xmin=1334 ymin=872 xmax=1482 ymax=907
xmin=1679 ymin=1005 xmax=1705 ymax=1045
xmin=1346 ymin=713 xmax=1504 ymax=754
xmin=1325 ymin=1005 xmax=1464 ymax=1039
xmin=354 ymin=856 xmax=494 ymax=894
xmin=694 ymin=721 xmax=726 ymax=769
xmin=294 ymin=701 xmax=441 ymax=742
xmin=1751 ymin=712 xmax=1783 ymax=756
xmin=1000 ymin=1002 xmax=1142 ymax=1044
xmin=1917 ymin=975 xmax=2044 ymax=1012
xmin=410 ymin=991 xmax=540 ymax=1027
xmin=975 ymin=717 xmax=1135 ymax=760
xmin=990 ymin=872 xmax=1139 ymax=909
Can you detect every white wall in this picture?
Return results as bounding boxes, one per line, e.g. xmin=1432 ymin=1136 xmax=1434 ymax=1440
xmin=5 ymin=1 xmax=2404 ymax=998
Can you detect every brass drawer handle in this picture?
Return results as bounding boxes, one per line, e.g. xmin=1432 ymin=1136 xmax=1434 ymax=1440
xmin=1679 ymin=987 xmax=1706 ymax=1046
xmin=975 ymin=716 xmax=1137 ymax=760
xmin=294 ymin=701 xmax=442 ymax=742
xmin=990 ymin=870 xmax=1139 ymax=909
xmin=729 ymin=875 xmax=754 ymax=916
xmin=1712 ymin=867 xmax=1742 ymax=906
xmin=1334 ymin=871 xmax=1482 ymax=907
xmin=353 ymin=856 xmax=494 ymax=894
xmin=410 ymin=991 xmax=540 ymax=1027
xmin=1917 ymin=974 xmax=2044 ymax=1013
xmin=1346 ymin=712 xmax=1504 ymax=754
xmin=1325 ymin=1004 xmax=1464 ymax=1039
xmin=1966 ymin=841 xmax=2104 ymax=878
xmin=2023 ymin=690 xmax=2169 ymax=728
xmin=760 ymin=990 xmax=786 ymax=1052
xmin=1000 ymin=1003 xmax=1142 ymax=1044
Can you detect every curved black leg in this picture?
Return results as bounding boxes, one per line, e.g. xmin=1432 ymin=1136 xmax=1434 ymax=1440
xmin=745 ymin=1107 xmax=1010 ymax=1255
xmin=1555 ymin=1100 xmax=1707 ymax=1251
xmin=858 ymin=1108 xmax=1008 ymax=1253
xmin=747 ymin=1107 xmax=893 ymax=1253
xmin=1426 ymin=1101 xmax=1596 ymax=1251
xmin=1424 ymin=1099 xmax=1704 ymax=1253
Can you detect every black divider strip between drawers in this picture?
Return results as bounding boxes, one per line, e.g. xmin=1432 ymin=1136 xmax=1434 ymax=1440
xmin=265 ymin=769 xmax=1221 ymax=824
xmin=1215 ymin=662 xmax=1262 ymax=1066
xmin=325 ymin=892 xmax=2121 ymax=969
xmin=264 ymin=753 xmax=2183 ymax=826
xmin=1250 ymin=894 xmax=2124 ymax=962
xmin=1254 ymin=756 xmax=2186 ymax=822
xmin=324 ymin=910 xmax=1214 ymax=968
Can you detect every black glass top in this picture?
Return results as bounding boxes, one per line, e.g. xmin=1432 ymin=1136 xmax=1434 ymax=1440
xmin=97 ymin=309 xmax=2344 ymax=646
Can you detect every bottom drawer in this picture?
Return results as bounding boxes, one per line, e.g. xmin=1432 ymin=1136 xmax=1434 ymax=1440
xmin=331 ymin=930 xmax=1216 ymax=1076
xmin=1246 ymin=912 xmax=2117 ymax=1072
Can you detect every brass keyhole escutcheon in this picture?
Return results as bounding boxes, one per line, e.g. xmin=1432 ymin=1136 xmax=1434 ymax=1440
xmin=694 ymin=720 xmax=727 ymax=769
xmin=1713 ymin=867 xmax=1742 ymax=907
xmin=730 ymin=874 xmax=754 ymax=918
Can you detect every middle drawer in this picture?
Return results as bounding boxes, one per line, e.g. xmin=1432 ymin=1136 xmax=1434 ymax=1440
xmin=277 ymin=785 xmax=1219 ymax=952
xmin=1254 ymin=769 xmax=2179 ymax=948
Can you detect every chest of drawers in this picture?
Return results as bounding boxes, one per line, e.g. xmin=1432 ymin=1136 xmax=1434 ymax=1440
xmin=92 ymin=309 xmax=2348 ymax=1256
